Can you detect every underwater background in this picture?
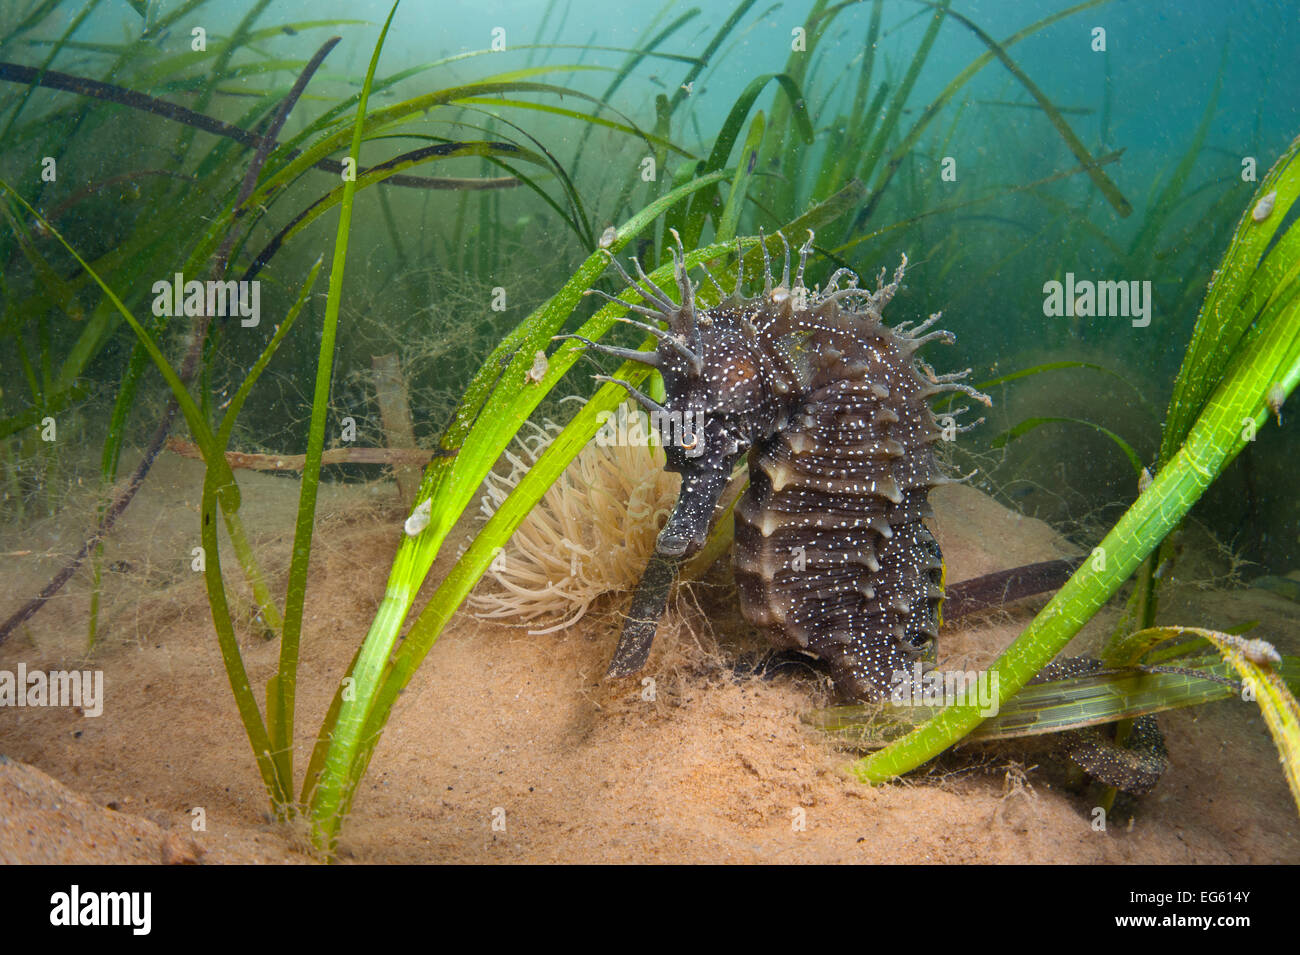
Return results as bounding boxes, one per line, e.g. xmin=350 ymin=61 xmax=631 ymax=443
xmin=1 ymin=0 xmax=1298 ymax=861
xmin=3 ymin=0 xmax=1296 ymax=570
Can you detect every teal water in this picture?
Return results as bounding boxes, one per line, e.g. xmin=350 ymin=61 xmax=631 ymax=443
xmin=1 ymin=0 xmax=1297 ymax=571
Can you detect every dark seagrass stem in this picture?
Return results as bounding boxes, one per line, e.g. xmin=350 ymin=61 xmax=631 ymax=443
xmin=0 ymin=60 xmax=515 ymax=191
xmin=942 ymin=556 xmax=1084 ymax=622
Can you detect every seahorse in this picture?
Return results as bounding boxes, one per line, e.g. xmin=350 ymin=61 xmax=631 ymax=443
xmin=566 ymin=229 xmax=1166 ymax=796
xmin=565 ymin=230 xmax=986 ymax=699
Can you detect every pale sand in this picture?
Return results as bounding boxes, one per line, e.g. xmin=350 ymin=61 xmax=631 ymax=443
xmin=1 ymin=454 xmax=1296 ymax=863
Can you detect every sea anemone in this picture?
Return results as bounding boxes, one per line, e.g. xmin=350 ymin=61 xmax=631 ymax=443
xmin=468 ymin=402 xmax=681 ymax=633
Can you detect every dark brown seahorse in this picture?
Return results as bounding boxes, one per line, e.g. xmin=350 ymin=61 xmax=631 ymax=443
xmin=568 ymin=231 xmax=1165 ymax=795
xmin=568 ymin=230 xmax=985 ymax=698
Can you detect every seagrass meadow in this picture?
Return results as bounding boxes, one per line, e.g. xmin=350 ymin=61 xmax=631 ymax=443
xmin=0 ymin=0 xmax=1297 ymax=865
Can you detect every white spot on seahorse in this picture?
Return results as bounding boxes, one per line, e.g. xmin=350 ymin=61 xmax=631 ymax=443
xmin=405 ymin=497 xmax=432 ymax=536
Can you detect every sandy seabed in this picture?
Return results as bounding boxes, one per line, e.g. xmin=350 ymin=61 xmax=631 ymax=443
xmin=1 ymin=453 xmax=1296 ymax=864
